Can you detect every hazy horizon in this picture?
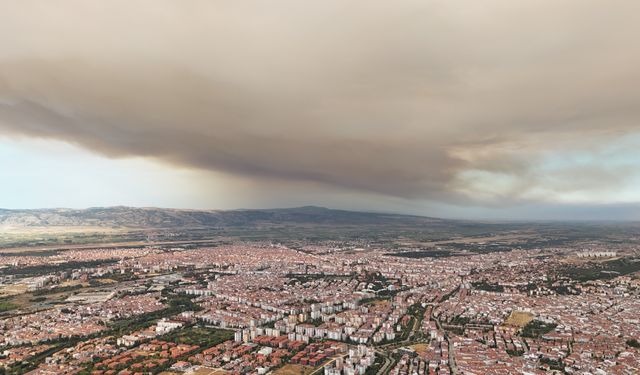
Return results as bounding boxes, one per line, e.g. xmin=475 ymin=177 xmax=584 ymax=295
xmin=2 ymin=203 xmax=640 ymax=223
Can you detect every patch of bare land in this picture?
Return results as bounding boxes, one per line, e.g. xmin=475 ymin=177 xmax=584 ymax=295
xmin=0 ymin=238 xmax=225 ymax=254
xmin=0 ymin=283 xmax=28 ymax=298
xmin=0 ymin=226 xmax=134 ymax=252
xmin=410 ymin=343 xmax=430 ymax=356
xmin=504 ymin=311 xmax=534 ymax=328
xmin=0 ymin=225 xmax=124 ymax=233
xmin=273 ymin=364 xmax=317 ymax=375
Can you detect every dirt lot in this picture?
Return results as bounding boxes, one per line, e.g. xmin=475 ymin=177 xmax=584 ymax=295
xmin=410 ymin=343 xmax=430 ymax=356
xmin=505 ymin=311 xmax=534 ymax=328
xmin=160 ymin=368 xmax=228 ymax=375
xmin=273 ymin=364 xmax=317 ymax=375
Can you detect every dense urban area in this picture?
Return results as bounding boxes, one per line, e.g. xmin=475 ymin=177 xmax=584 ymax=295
xmin=1 ymin=231 xmax=639 ymax=375
xmin=3 ymin=0 xmax=639 ymax=373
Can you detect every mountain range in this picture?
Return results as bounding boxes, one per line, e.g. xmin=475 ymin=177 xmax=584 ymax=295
xmin=0 ymin=206 xmax=447 ymax=229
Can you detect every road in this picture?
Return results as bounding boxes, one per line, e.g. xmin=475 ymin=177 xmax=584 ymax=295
xmin=432 ymin=312 xmax=458 ymax=375
xmin=372 ymin=304 xmax=427 ymax=374
xmin=446 ymin=332 xmax=458 ymax=375
xmin=375 ymin=350 xmax=393 ymax=375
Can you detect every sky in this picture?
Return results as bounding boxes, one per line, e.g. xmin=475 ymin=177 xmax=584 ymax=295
xmin=1 ymin=0 xmax=640 ymax=220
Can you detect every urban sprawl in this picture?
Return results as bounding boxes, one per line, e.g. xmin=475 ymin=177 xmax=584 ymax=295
xmin=1 ymin=243 xmax=639 ymax=375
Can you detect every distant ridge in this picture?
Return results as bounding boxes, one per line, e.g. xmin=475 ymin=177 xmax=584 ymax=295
xmin=0 ymin=206 xmax=446 ymax=229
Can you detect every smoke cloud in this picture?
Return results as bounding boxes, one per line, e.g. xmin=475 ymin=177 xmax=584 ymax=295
xmin=1 ymin=0 xmax=639 ymax=206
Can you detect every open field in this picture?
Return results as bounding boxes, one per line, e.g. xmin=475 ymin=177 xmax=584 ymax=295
xmin=1 ymin=286 xmax=80 ymax=314
xmin=0 ymin=238 xmax=227 ymax=254
xmin=167 ymin=369 xmax=228 ymax=375
xmin=505 ymin=311 xmax=534 ymax=328
xmin=0 ymin=283 xmax=28 ymax=298
xmin=410 ymin=343 xmax=430 ymax=356
xmin=158 ymin=326 xmax=234 ymax=347
xmin=273 ymin=364 xmax=317 ymax=375
xmin=0 ymin=300 xmax=18 ymax=312
xmin=0 ymin=226 xmax=135 ymax=250
xmin=162 ymin=369 xmax=228 ymax=375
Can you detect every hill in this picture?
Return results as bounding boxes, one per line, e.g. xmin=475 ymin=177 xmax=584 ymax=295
xmin=0 ymin=206 xmax=446 ymax=229
xmin=1 ymin=206 xmax=636 ymax=251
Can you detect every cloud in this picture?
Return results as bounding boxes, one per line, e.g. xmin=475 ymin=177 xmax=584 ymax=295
xmin=1 ymin=0 xmax=639 ymax=206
